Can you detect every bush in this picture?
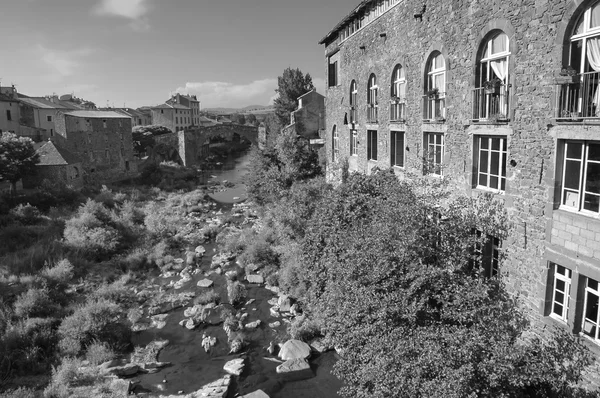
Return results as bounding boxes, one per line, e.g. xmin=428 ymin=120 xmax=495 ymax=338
xmin=85 ymin=340 xmax=116 ymax=365
xmin=58 ymin=298 xmax=129 ymax=356
xmin=143 ymin=202 xmax=179 ymax=237
xmin=289 ymin=316 xmax=321 ymax=342
xmin=13 ymin=287 xmax=57 ymax=318
xmin=41 ymin=259 xmax=74 ymax=284
xmin=1 ymin=387 xmax=39 ymax=398
xmin=227 ymin=281 xmax=247 ymax=306
xmin=91 ymin=274 xmax=132 ymax=303
xmin=194 ymin=290 xmax=221 ymax=306
xmin=10 ymin=203 xmax=43 ymax=225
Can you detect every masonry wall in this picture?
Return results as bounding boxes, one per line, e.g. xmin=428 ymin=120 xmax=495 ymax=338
xmin=0 ymin=101 xmax=21 ymax=132
xmin=23 ymin=164 xmax=84 ymax=189
xmin=322 ymin=0 xmax=600 ymax=375
xmin=151 ymin=109 xmax=176 ymax=132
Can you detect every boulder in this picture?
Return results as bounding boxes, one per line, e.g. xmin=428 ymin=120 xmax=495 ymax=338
xmin=143 ymin=361 xmax=171 ymax=370
xmin=229 ymin=339 xmax=243 ymax=354
xmin=241 ymin=390 xmax=270 ymax=398
xmin=265 ymin=285 xmax=280 ymax=294
xmin=195 ymin=245 xmax=206 ymax=256
xmin=245 ymin=299 xmax=255 ymax=305
xmin=150 ymin=314 xmax=169 ymax=329
xmin=185 ymin=318 xmax=198 ymax=330
xmin=186 ymin=251 xmax=196 ymax=265
xmin=268 ymin=321 xmax=281 ymax=328
xmin=223 ymin=358 xmax=245 ymax=376
xmin=269 ymin=307 xmax=279 ymax=317
xmin=289 ymin=303 xmax=301 ymax=316
xmin=267 ymin=298 xmax=279 ymax=306
xmin=105 ymin=363 xmax=139 ymax=377
xmin=246 ymin=263 xmax=261 ymax=273
xmin=246 ymin=274 xmax=264 ymax=284
xmin=277 ymin=295 xmax=292 ymax=312
xmin=197 ymin=279 xmax=214 ymax=288
xmin=276 ymin=358 xmax=314 ymax=381
xmin=278 ymin=339 xmax=311 ymax=361
xmin=310 ymin=338 xmax=332 ymax=353
xmin=245 ymin=320 xmax=261 ymax=329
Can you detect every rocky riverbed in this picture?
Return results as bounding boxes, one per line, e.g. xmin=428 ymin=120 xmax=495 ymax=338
xmin=103 ymin=175 xmax=342 ymax=397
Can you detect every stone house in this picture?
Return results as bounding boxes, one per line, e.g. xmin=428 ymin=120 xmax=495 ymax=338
xmin=23 ymin=140 xmax=84 ymax=189
xmin=320 ymin=0 xmax=600 ymax=372
xmin=151 ymin=103 xmax=194 ymax=132
xmin=53 ymin=110 xmax=137 ymax=181
xmin=0 ymin=85 xmax=21 ymax=133
xmin=19 ymin=97 xmax=67 ymax=140
xmin=286 ymin=89 xmax=325 ymax=141
xmin=167 ymin=93 xmax=201 ymax=126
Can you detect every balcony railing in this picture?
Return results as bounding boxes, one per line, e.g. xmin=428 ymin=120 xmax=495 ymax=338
xmin=555 ymin=71 xmax=600 ymax=120
xmin=390 ymin=99 xmax=406 ymax=122
xmin=349 ymin=106 xmax=358 ymax=124
xmin=422 ymin=94 xmax=445 ymax=121
xmin=472 ymin=84 xmax=509 ymax=122
xmin=367 ymin=104 xmax=378 ymax=124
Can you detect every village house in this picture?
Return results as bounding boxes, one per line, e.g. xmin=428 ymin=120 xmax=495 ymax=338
xmin=167 ymin=93 xmax=201 ymax=126
xmin=320 ymin=0 xmax=600 ymax=374
xmin=285 ymin=89 xmax=325 ymax=144
xmin=0 ymin=85 xmax=21 ymax=134
xmin=151 ymin=103 xmax=194 ymax=132
xmin=22 ymin=140 xmax=84 ymax=189
xmin=53 ymin=110 xmax=136 ymax=181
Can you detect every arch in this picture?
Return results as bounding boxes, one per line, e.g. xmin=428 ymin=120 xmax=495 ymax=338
xmin=421 ymin=41 xmax=449 ymax=86
xmin=367 ymin=73 xmax=378 ymax=123
xmin=390 ymin=64 xmax=406 ymax=121
xmin=423 ymin=50 xmax=447 ymax=120
xmin=557 ymin=0 xmax=597 ymax=66
xmin=349 ymin=80 xmax=358 ymax=124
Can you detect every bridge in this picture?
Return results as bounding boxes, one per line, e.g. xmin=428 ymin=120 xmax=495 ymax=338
xmin=150 ymin=124 xmax=264 ymax=166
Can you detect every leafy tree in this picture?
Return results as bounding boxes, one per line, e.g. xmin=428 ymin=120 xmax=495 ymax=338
xmin=232 ymin=114 xmax=246 ymax=125
xmin=273 ymin=67 xmax=314 ymax=126
xmin=0 ymin=132 xmax=39 ymax=193
xmin=246 ymin=114 xmax=258 ymax=126
xmin=300 ymin=170 xmax=594 ymax=398
xmin=132 ymin=125 xmax=172 ymax=136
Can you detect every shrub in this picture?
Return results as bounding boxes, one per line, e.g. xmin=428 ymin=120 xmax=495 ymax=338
xmin=58 ymin=298 xmax=129 ymax=356
xmin=1 ymin=387 xmax=38 ymax=398
xmin=289 ymin=316 xmax=321 ymax=342
xmin=10 ymin=203 xmax=43 ymax=225
xmin=94 ymin=186 xmax=115 ymax=208
xmin=143 ymin=202 xmax=179 ymax=237
xmin=91 ymin=273 xmax=132 ymax=303
xmin=13 ymin=287 xmax=57 ymax=318
xmin=63 ymin=200 xmax=122 ymax=256
xmin=227 ymin=281 xmax=247 ymax=306
xmin=127 ymin=308 xmax=143 ymax=325
xmin=118 ymin=200 xmax=145 ymax=226
xmin=41 ymin=259 xmax=74 ymax=284
xmin=85 ymin=340 xmax=116 ymax=365
xmin=43 ymin=357 xmax=98 ymax=398
xmin=194 ymin=290 xmax=221 ymax=306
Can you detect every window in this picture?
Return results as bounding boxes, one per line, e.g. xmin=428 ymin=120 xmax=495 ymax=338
xmin=367 ymin=74 xmax=378 ymax=123
xmin=161 ymin=110 xmax=164 ymax=114
xmin=350 ymin=80 xmax=358 ymax=124
xmin=350 ymin=129 xmax=358 ymax=156
xmin=561 ymin=141 xmax=600 ymax=214
xmin=332 ymin=125 xmax=339 ymax=162
xmin=390 ymin=131 xmax=404 ymax=167
xmin=103 ymin=119 xmax=107 ymax=128
xmin=50 ymin=129 xmax=53 ymax=137
xmin=424 ymin=52 xmax=446 ymax=120
xmin=424 ymin=132 xmax=444 ymax=175
xmin=583 ymin=277 xmax=600 ymax=342
xmin=105 ymin=149 xmax=109 ymax=160
xmin=367 ymin=130 xmax=377 ymax=160
xmin=74 ymin=167 xmax=79 ymax=178
xmin=6 ymin=110 xmax=11 ymax=121
xmin=390 ymin=65 xmax=406 ymax=121
xmin=474 ymin=32 xmax=510 ymax=120
xmin=550 ymin=264 xmax=572 ymax=322
xmin=471 ymin=230 xmax=502 ymax=278
xmin=176 ymin=117 xmax=179 ymax=124
xmin=476 ymin=136 xmax=507 ymax=191
xmin=47 ymin=115 xmax=52 ymax=122
xmin=328 ymin=53 xmax=339 ymax=87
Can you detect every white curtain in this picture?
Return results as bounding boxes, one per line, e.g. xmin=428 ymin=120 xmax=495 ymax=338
xmin=587 ymin=37 xmax=600 ymax=116
xmin=490 ymin=58 xmax=507 ymax=82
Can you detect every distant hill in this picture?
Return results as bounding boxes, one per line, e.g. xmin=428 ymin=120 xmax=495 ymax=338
xmin=204 ymin=105 xmax=274 ymax=115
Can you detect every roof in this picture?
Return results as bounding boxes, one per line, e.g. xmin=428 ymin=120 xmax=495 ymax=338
xmin=298 ymin=89 xmax=324 ymax=100
xmin=65 ymin=110 xmax=128 ymax=119
xmin=152 ymin=103 xmax=190 ymax=110
xmin=36 ymin=141 xmax=82 ymax=166
xmin=319 ymin=0 xmax=372 ymax=45
xmin=0 ymin=93 xmax=18 ymax=103
xmin=20 ymin=97 xmax=67 ymax=110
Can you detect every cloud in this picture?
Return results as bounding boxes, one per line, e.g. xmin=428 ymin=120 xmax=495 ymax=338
xmin=61 ymin=83 xmax=98 ymax=96
xmin=175 ymin=79 xmax=278 ymax=108
xmin=93 ymin=0 xmax=151 ymax=30
xmin=37 ymin=45 xmax=93 ymax=80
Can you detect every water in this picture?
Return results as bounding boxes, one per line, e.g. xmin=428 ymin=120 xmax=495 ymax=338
xmin=203 ymin=149 xmax=253 ymax=204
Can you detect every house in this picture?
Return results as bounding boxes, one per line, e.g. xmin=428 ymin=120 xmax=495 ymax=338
xmin=285 ymin=89 xmax=325 ymax=142
xmin=320 ymin=0 xmax=600 ymax=370
xmin=19 ymin=96 xmax=67 ymax=140
xmin=167 ymin=93 xmax=201 ymax=126
xmin=0 ymin=85 xmax=21 ymax=133
xmin=23 ymin=140 xmax=84 ymax=189
xmin=105 ymin=108 xmax=151 ymax=128
xmin=151 ymin=103 xmax=193 ymax=132
xmin=53 ymin=110 xmax=136 ymax=181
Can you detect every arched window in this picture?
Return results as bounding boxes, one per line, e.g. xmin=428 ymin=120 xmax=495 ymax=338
xmin=424 ymin=52 xmax=446 ymax=120
xmin=474 ymin=32 xmax=510 ymax=121
xmin=390 ymin=64 xmax=406 ymax=121
xmin=367 ymin=74 xmax=378 ymax=123
xmin=332 ymin=125 xmax=339 ymax=162
xmin=349 ymin=80 xmax=358 ymax=124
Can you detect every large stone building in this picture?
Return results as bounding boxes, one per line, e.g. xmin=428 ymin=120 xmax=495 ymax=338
xmin=151 ymin=103 xmax=194 ymax=132
xmin=0 ymin=86 xmax=21 ymax=133
xmin=168 ymin=93 xmax=201 ymax=125
xmin=53 ymin=110 xmax=136 ymax=181
xmin=320 ymin=0 xmax=600 ymax=365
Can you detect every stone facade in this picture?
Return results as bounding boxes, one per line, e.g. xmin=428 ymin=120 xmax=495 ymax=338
xmin=54 ymin=111 xmax=137 ymax=182
xmin=287 ymin=90 xmax=326 ymax=139
xmin=320 ymin=0 xmax=600 ymax=377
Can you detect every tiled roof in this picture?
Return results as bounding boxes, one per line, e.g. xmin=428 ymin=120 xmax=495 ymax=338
xmin=36 ymin=141 xmax=82 ymax=166
xmin=20 ymin=97 xmax=67 ymax=109
xmin=152 ymin=103 xmax=190 ymax=110
xmin=0 ymin=93 xmax=18 ymax=103
xmin=319 ymin=0 xmax=372 ymax=44
xmin=65 ymin=110 xmax=129 ymax=119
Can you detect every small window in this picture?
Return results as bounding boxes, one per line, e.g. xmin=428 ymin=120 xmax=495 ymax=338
xmin=550 ymin=264 xmax=572 ymax=322
xmin=103 ymin=119 xmax=107 ymax=128
xmin=367 ymin=130 xmax=378 ymax=161
xmin=47 ymin=115 xmax=52 ymax=122
xmin=390 ymin=131 xmax=404 ymax=168
xmin=390 ymin=65 xmax=406 ymax=122
xmin=561 ymin=141 xmax=600 ymax=214
xmin=50 ymin=129 xmax=54 ymax=137
xmin=105 ymin=149 xmax=109 ymax=160
xmin=73 ymin=166 xmax=80 ymax=178
xmin=350 ymin=129 xmax=358 ymax=156
xmin=328 ymin=53 xmax=339 ymax=87
xmin=367 ymin=74 xmax=378 ymax=123
xmin=350 ymin=80 xmax=358 ymax=124
xmin=332 ymin=125 xmax=339 ymax=162
xmin=176 ymin=117 xmax=179 ymax=124
xmin=424 ymin=132 xmax=444 ymax=175
xmin=476 ymin=136 xmax=507 ymax=191
xmin=471 ymin=230 xmax=502 ymax=278
xmin=161 ymin=110 xmax=164 ymax=114
xmin=583 ymin=277 xmax=600 ymax=342
xmin=424 ymin=52 xmax=446 ymax=120
xmin=6 ymin=110 xmax=11 ymax=121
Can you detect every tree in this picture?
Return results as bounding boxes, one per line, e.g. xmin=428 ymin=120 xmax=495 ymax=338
xmin=300 ymin=170 xmax=594 ymax=398
xmin=246 ymin=114 xmax=258 ymax=126
xmin=273 ymin=67 xmax=314 ymax=126
xmin=0 ymin=132 xmax=39 ymax=193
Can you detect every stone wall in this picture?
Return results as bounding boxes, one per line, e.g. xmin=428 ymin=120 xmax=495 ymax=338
xmin=321 ymin=0 xmax=600 ymax=377
xmin=23 ymin=164 xmax=84 ymax=190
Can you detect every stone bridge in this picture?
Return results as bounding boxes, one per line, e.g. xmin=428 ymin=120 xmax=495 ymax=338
xmin=151 ymin=124 xmax=264 ymax=166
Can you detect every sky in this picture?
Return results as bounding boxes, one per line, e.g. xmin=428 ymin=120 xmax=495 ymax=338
xmin=0 ymin=0 xmax=357 ymax=109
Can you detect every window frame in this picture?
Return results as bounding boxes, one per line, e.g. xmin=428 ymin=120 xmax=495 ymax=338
xmin=367 ymin=129 xmax=378 ymax=161
xmin=550 ymin=264 xmax=572 ymax=323
xmin=391 ymin=64 xmax=406 ymax=122
xmin=560 ymin=140 xmax=600 ymax=216
xmin=583 ymin=277 xmax=600 ymax=343
xmin=390 ymin=130 xmax=405 ymax=168
xmin=350 ymin=129 xmax=358 ymax=156
xmin=475 ymin=135 xmax=507 ymax=192
xmin=350 ymin=80 xmax=358 ymax=124
xmin=332 ymin=125 xmax=339 ymax=162
xmin=424 ymin=132 xmax=444 ymax=176
xmin=367 ymin=74 xmax=378 ymax=123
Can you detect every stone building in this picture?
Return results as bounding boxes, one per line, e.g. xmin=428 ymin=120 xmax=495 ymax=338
xmin=23 ymin=140 xmax=84 ymax=189
xmin=167 ymin=93 xmax=201 ymax=126
xmin=320 ymin=0 xmax=600 ymax=369
xmin=0 ymin=85 xmax=21 ymax=133
xmin=53 ymin=110 xmax=137 ymax=181
xmin=151 ymin=103 xmax=194 ymax=132
xmin=285 ymin=89 xmax=325 ymax=141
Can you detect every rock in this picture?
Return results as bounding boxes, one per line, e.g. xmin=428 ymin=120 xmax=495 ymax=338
xmin=105 ymin=363 xmax=139 ymax=377
xmin=278 ymin=339 xmax=311 ymax=361
xmin=195 ymin=245 xmax=206 ymax=256
xmin=246 ymin=274 xmax=264 ymax=284
xmin=225 ymin=270 xmax=238 ymax=280
xmin=174 ymin=258 xmax=184 ymax=265
xmin=268 ymin=321 xmax=281 ymax=328
xmin=223 ymin=358 xmax=245 ymax=376
xmin=109 ymin=379 xmax=131 ymax=396
xmin=245 ymin=299 xmax=255 ymax=305
xmin=289 ymin=303 xmax=301 ymax=316
xmin=267 ymin=341 xmax=278 ymax=356
xmin=265 ymin=285 xmax=280 ymax=294
xmin=278 ymin=295 xmax=292 ymax=312
xmin=185 ymin=318 xmax=198 ymax=330
xmin=161 ymin=271 xmax=176 ymax=279
xmin=99 ymin=359 xmax=124 ymax=369
xmin=267 ymin=298 xmax=279 ymax=306
xmin=197 ymin=279 xmax=214 ymax=288
xmin=269 ymin=307 xmax=279 ymax=317
xmin=132 ymin=321 xmax=152 ymax=332
xmin=310 ymin=338 xmax=332 ymax=353
xmin=245 ymin=320 xmax=261 ymax=329
xmin=150 ymin=314 xmax=168 ymax=329
xmin=276 ymin=358 xmax=314 ymax=381
xmin=184 ymin=304 xmax=202 ymax=318
xmin=240 ymin=390 xmax=270 ymax=398
xmin=246 ymin=263 xmax=261 ymax=272
xmin=215 ymin=267 xmax=223 ymax=275
xmin=173 ymin=279 xmax=186 ymax=290
xmin=143 ymin=361 xmax=171 ymax=370
xmin=229 ymin=339 xmax=243 ymax=354
xmin=186 ymin=251 xmax=196 ymax=265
